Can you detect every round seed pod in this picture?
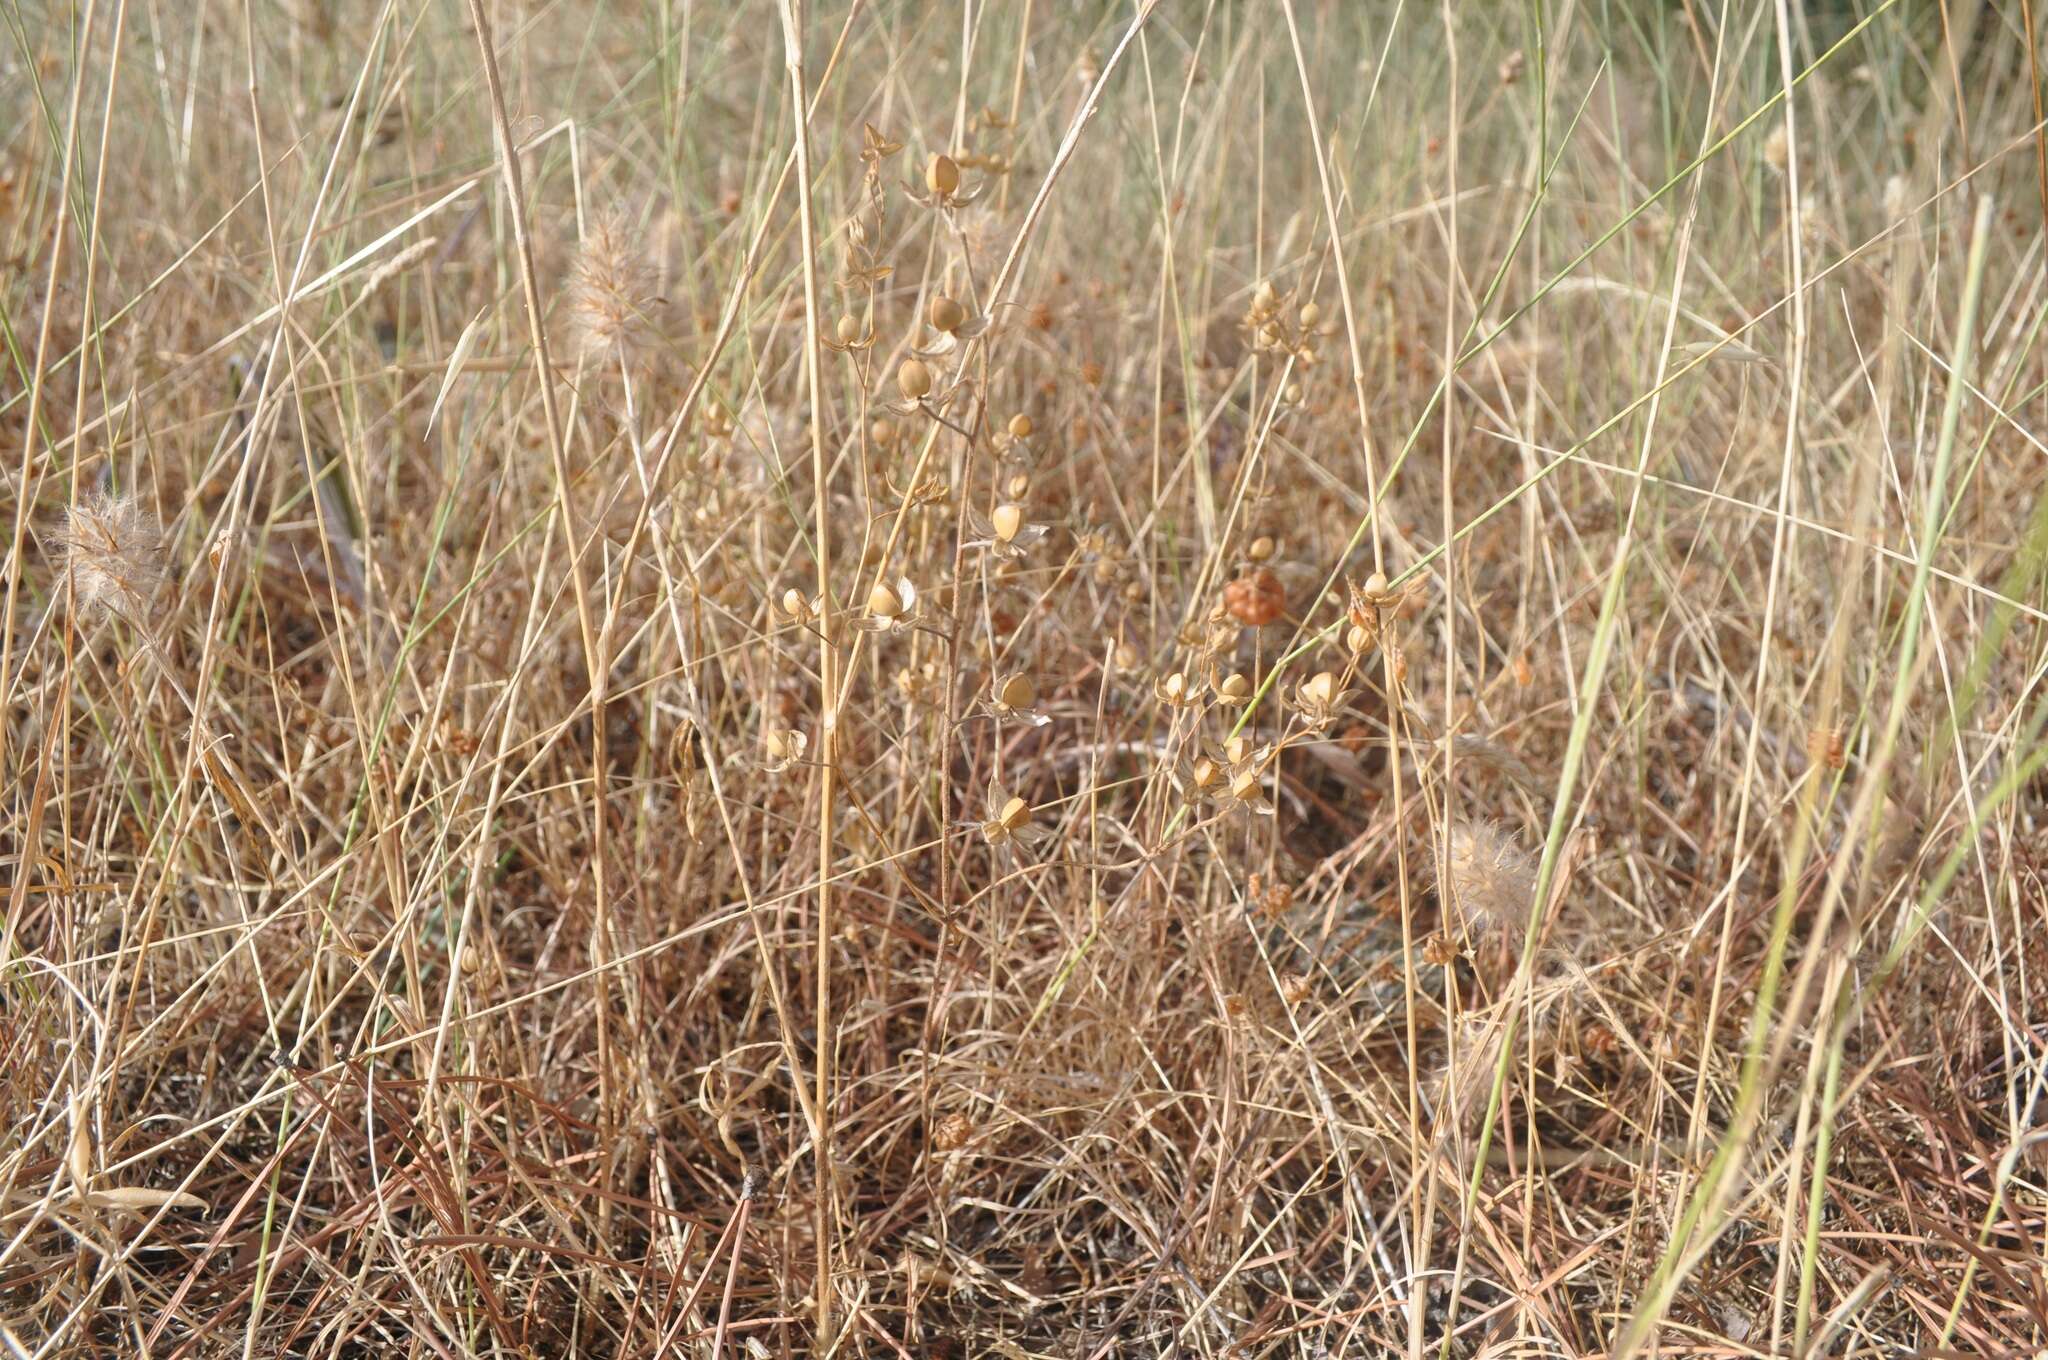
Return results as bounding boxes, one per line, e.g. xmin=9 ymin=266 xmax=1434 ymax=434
xmin=927 ymin=153 xmax=961 ymax=196
xmin=1247 ymin=535 xmax=1276 ymax=562
xmin=1298 ymin=301 xmax=1321 ymax=328
xmin=897 ymin=358 xmax=933 ymax=401
xmin=870 ymin=417 xmax=897 ymax=447
xmin=996 ymin=673 xmax=1035 ymax=711
xmin=991 ymin=503 xmax=1025 ymax=542
xmin=1005 ymin=473 xmax=1030 ymax=498
xmin=868 ymin=580 xmax=905 ymax=619
xmin=1008 ymin=413 xmax=1034 ymax=439
xmin=836 ymin=314 xmax=860 ymax=345
xmin=929 ymin=296 xmax=966 ymax=333
xmin=1223 ymin=569 xmax=1286 ymax=626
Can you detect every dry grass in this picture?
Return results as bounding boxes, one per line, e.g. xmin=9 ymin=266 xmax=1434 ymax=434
xmin=5 ymin=0 xmax=2048 ymax=1355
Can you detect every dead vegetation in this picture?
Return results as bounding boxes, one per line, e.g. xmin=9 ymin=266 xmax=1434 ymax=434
xmin=4 ymin=0 xmax=2048 ymax=1355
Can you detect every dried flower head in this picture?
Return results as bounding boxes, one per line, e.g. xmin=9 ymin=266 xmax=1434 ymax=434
xmin=567 ymin=206 xmax=658 ymax=361
xmin=977 ymin=783 xmax=1048 ymax=857
xmin=930 ymin=1109 xmax=974 ymax=1153
xmin=1175 ymin=743 xmax=1232 ymax=806
xmin=780 ymin=587 xmax=821 ymax=626
xmin=895 ymin=660 xmax=942 ymax=706
xmin=826 ymin=312 xmax=872 ymax=352
xmin=1153 ymin=670 xmax=1198 ymax=708
xmin=1223 ymin=568 xmax=1286 ymax=627
xmin=966 ymin=502 xmax=1048 ymax=561
xmin=980 ymin=671 xmax=1049 ymax=726
xmin=1807 ymin=725 xmax=1847 ymax=771
xmin=1439 ymin=819 xmax=1536 ymax=941
xmin=896 ymin=357 xmax=933 ymax=404
xmin=54 ymin=492 xmax=165 ymax=621
xmin=760 ymin=726 xmax=809 ymax=773
xmin=856 ymin=576 xmax=922 ymax=633
xmin=1210 ymin=671 xmax=1252 ymax=706
xmin=1224 ymin=762 xmax=1274 ymax=817
xmin=911 ymin=151 xmax=983 ymax=211
xmin=1288 ymin=669 xmax=1353 ymax=728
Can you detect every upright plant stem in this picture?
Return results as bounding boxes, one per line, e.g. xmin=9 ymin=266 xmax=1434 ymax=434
xmin=777 ymin=0 xmax=838 ymax=1345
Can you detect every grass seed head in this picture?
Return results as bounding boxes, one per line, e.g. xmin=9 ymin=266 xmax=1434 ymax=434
xmin=1441 ymin=819 xmax=1537 ymax=941
xmin=567 ymin=206 xmax=657 ymax=361
xmin=55 ymin=492 xmax=166 ymax=621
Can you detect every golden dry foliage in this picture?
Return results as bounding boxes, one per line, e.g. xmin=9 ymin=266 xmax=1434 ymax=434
xmin=4 ymin=4 xmax=2048 ymax=1358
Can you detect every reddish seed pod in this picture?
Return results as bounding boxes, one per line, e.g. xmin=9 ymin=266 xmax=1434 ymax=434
xmin=1223 ymin=569 xmax=1286 ymax=626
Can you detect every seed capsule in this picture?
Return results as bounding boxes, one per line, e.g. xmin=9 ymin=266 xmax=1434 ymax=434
xmin=991 ymin=503 xmax=1025 ymax=543
xmin=1008 ymin=413 xmax=1034 ymax=439
xmin=868 ymin=580 xmax=905 ymax=619
xmin=927 ymin=153 xmax=961 ymax=196
xmin=897 ymin=358 xmax=933 ymax=401
xmin=929 ymin=295 xmax=966 ymax=333
xmin=1298 ymin=301 xmax=1321 ymax=328
xmin=1247 ymin=535 xmax=1275 ymax=562
xmin=1215 ymin=672 xmax=1251 ymax=703
xmin=836 ymin=314 xmax=861 ymax=345
xmin=996 ymin=672 xmax=1036 ymax=711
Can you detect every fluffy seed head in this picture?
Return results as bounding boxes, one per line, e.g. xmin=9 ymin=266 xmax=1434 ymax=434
xmin=1441 ymin=819 xmax=1537 ymax=940
xmin=566 ymin=207 xmax=656 ymax=361
xmin=54 ymin=492 xmax=165 ymax=621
